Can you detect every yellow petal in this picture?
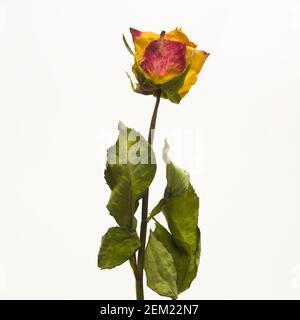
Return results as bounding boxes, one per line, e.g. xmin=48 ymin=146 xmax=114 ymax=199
xmin=165 ymin=28 xmax=197 ymax=48
xmin=178 ymin=47 xmax=209 ymax=97
xmin=130 ymin=29 xmax=160 ymax=64
xmin=132 ymin=64 xmax=139 ymax=80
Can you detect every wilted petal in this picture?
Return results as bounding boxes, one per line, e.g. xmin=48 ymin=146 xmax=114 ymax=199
xmin=178 ymin=48 xmax=209 ymax=97
xmin=129 ymin=27 xmax=159 ymax=63
xmin=165 ymin=28 xmax=197 ymax=48
xmin=141 ymin=38 xmax=186 ymax=84
xmin=129 ymin=27 xmax=142 ymax=41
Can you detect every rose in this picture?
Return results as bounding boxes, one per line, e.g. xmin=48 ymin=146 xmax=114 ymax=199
xmin=124 ymin=27 xmax=209 ymax=104
xmin=98 ymin=27 xmax=209 ymax=300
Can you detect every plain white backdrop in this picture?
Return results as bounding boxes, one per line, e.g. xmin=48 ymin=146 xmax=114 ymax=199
xmin=0 ymin=0 xmax=300 ymax=299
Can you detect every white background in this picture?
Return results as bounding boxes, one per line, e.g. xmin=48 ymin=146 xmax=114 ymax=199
xmin=0 ymin=0 xmax=300 ymax=299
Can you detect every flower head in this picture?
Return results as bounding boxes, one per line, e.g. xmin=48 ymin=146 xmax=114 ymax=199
xmin=124 ymin=28 xmax=209 ymax=103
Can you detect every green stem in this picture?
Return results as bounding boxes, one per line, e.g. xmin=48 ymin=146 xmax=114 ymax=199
xmin=135 ymin=90 xmax=162 ymax=300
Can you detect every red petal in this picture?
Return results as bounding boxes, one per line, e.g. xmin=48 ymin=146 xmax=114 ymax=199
xmin=129 ymin=28 xmax=142 ymax=41
xmin=141 ymin=39 xmax=186 ymax=80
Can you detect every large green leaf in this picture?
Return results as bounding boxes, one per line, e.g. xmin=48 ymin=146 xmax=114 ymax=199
xmin=105 ymin=122 xmax=156 ymax=229
xmin=162 ymin=141 xmax=200 ymax=293
xmin=98 ymin=227 xmax=140 ymax=269
xmin=145 ymin=141 xmax=201 ymax=297
xmin=152 ymin=222 xmax=189 ymax=293
xmin=144 ymin=231 xmax=178 ymax=299
xmin=163 ymin=188 xmax=200 ymax=293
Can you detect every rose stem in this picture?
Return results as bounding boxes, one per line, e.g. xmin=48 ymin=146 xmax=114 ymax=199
xmin=135 ymin=89 xmax=162 ymax=300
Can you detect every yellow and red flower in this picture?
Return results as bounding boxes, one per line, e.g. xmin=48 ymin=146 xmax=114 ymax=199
xmin=125 ymin=27 xmax=209 ymax=103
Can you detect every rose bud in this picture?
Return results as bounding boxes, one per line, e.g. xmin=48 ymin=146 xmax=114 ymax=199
xmin=124 ymin=27 xmax=209 ymax=104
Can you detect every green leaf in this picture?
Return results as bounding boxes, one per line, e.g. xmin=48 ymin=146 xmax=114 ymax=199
xmin=160 ymin=64 xmax=190 ymax=94
xmin=144 ymin=231 xmax=178 ymax=299
xmin=167 ymin=93 xmax=183 ymax=104
xmin=122 ymin=34 xmax=134 ymax=55
xmin=133 ymin=62 xmax=158 ymax=96
xmin=159 ymin=65 xmax=191 ymax=104
xmin=145 ymin=141 xmax=200 ymax=297
xmin=146 ymin=198 xmax=165 ymax=222
xmin=163 ymin=140 xmax=190 ymax=197
xmin=105 ymin=122 xmax=156 ymax=229
xmin=152 ymin=222 xmax=189 ymax=293
xmin=162 ymin=141 xmax=200 ymax=293
xmin=126 ymin=71 xmax=156 ymax=96
xmin=162 ymin=186 xmax=200 ymax=293
xmin=98 ymin=227 xmax=140 ymax=269
xmin=126 ymin=72 xmax=137 ymax=92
